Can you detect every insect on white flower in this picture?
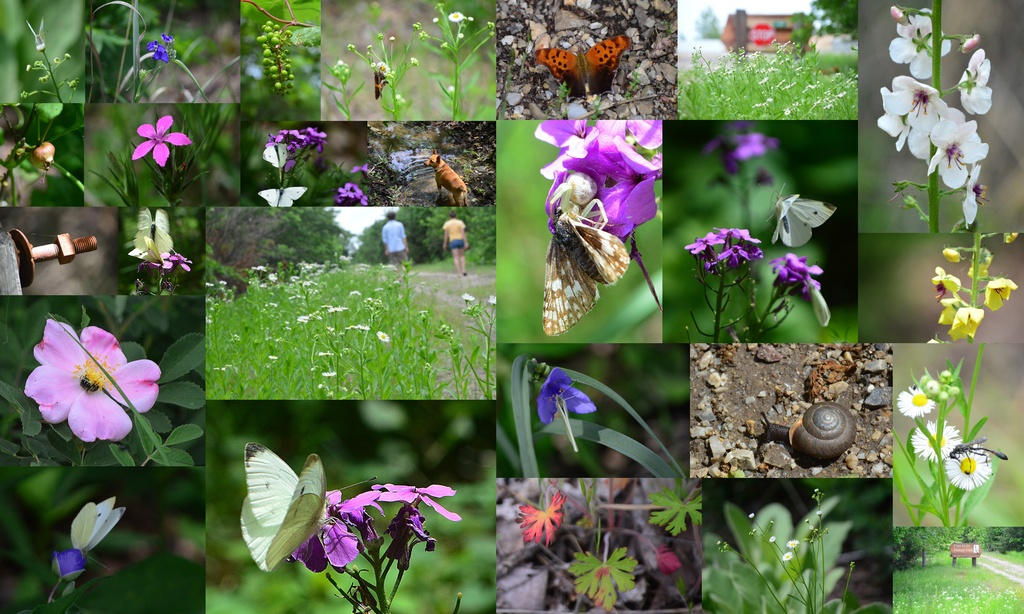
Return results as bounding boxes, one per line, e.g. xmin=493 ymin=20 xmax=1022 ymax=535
xmin=542 ymin=172 xmax=629 ymax=336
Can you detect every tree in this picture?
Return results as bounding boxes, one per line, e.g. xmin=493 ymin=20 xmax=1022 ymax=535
xmin=812 ymin=0 xmax=858 ymax=39
xmin=695 ymin=7 xmax=721 ymax=39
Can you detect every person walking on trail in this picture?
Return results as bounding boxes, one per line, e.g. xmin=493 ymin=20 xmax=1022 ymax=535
xmin=382 ymin=210 xmax=408 ymax=267
xmin=442 ymin=210 xmax=468 ymax=276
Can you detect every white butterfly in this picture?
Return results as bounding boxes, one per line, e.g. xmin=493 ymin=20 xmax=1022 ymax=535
xmin=810 ymin=286 xmax=831 ymax=327
xmin=771 ymin=194 xmax=837 ymax=247
xmin=240 ymin=442 xmax=326 ymax=572
xmin=128 ymin=208 xmax=173 ymax=262
xmin=259 ymin=187 xmax=308 ymax=207
xmin=71 ymin=497 xmax=125 ymax=553
xmin=263 ymin=143 xmax=289 ymax=169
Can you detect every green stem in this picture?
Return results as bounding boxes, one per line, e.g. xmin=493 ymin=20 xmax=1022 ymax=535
xmin=712 ymin=269 xmax=726 ymax=342
xmin=928 ymin=0 xmax=942 ymax=232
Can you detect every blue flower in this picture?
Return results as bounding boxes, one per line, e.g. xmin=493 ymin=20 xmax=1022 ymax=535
xmin=147 ymin=41 xmax=169 ymax=63
xmin=161 ymin=33 xmax=174 ymax=44
xmin=51 ymin=548 xmax=86 ymax=581
xmin=537 ymin=367 xmax=597 ymax=425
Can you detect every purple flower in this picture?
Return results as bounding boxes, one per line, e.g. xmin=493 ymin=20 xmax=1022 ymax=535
xmin=384 ymin=504 xmax=434 ymax=570
xmin=351 ymin=163 xmax=370 ymax=174
xmin=51 ymin=548 xmax=86 ymax=581
xmin=288 ymin=489 xmax=384 ymax=573
xmin=335 ymin=183 xmax=368 ymax=206
xmin=161 ymin=33 xmax=174 ymax=44
xmin=373 ymin=484 xmax=462 ymax=521
xmin=704 ymin=123 xmax=779 ymax=174
xmin=685 ymin=228 xmax=763 ymax=273
xmin=146 ymin=41 xmax=169 ymax=63
xmin=536 ymin=367 xmax=596 ymax=425
xmin=770 ymin=253 xmax=824 ymax=300
xmin=132 ymin=115 xmax=192 ymax=167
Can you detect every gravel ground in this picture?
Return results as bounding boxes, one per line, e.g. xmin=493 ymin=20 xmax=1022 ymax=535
xmin=689 ymin=343 xmax=894 ymax=478
xmin=496 ymin=0 xmax=678 ymax=119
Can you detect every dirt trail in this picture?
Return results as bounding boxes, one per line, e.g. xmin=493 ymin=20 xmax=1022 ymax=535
xmin=975 ymin=554 xmax=1024 ymax=583
xmin=412 ymin=270 xmax=496 ymax=313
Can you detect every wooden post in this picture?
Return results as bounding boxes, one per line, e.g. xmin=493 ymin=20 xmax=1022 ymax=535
xmin=0 ymin=224 xmax=24 ymax=295
xmin=922 ymin=548 xmax=926 ymax=567
xmin=736 ymin=10 xmax=748 ymax=54
xmin=972 ymin=557 xmax=977 ymax=567
xmin=952 ymin=557 xmax=957 ymax=567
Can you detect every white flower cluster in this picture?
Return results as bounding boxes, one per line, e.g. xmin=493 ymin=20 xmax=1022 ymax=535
xmin=878 ymin=7 xmax=991 ymax=224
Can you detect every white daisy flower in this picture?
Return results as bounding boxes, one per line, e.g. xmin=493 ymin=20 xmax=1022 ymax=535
xmin=911 ymin=421 xmax=962 ymax=462
xmin=945 ymin=450 xmax=992 ymax=490
xmin=897 ymin=385 xmax=935 ymax=418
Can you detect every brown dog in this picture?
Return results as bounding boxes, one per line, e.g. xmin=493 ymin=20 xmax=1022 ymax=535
xmin=425 ymin=150 xmax=469 ymax=206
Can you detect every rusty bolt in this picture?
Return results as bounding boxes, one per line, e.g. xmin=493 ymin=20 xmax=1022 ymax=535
xmin=8 ymin=229 xmax=98 ymax=288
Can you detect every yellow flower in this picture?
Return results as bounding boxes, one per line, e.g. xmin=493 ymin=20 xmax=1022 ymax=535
xmin=942 ymin=248 xmax=960 ymax=263
xmin=1005 ymin=233 xmax=1018 ymax=243
xmin=932 ymin=267 xmax=961 ymax=295
xmin=967 ymin=252 xmax=992 ymax=279
xmin=937 ymin=297 xmax=960 ymax=325
xmin=949 ymin=307 xmax=984 ymax=341
xmin=984 ymin=278 xmax=1018 ymax=311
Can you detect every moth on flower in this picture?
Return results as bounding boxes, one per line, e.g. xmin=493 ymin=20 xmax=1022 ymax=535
xmin=542 ymin=172 xmax=629 ymax=336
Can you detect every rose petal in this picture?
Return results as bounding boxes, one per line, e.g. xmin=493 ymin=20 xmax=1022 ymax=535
xmin=107 ymin=359 xmax=161 ymax=412
xmin=68 ymin=395 xmax=132 ymax=442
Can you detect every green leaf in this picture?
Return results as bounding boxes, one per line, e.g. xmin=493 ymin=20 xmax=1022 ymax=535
xmin=292 ymin=26 xmax=321 ymax=47
xmin=157 ymin=381 xmax=206 ymax=409
xmin=152 ymin=446 xmax=194 ymax=466
xmin=649 ymin=488 xmax=702 ymax=535
xmin=510 ymin=355 xmax=538 ymax=477
xmin=158 ymin=333 xmax=205 ymax=382
xmin=36 ymin=103 xmax=64 ymax=122
xmin=164 ymin=424 xmax=203 ymax=447
xmin=110 ymin=444 xmax=136 ymax=466
xmin=537 ymin=420 xmax=677 ymax=477
xmin=569 ymin=547 xmax=637 ymax=611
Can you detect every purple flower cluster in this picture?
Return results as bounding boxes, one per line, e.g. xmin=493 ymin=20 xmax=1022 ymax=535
xmin=535 ymin=120 xmax=662 ymax=240
xmin=146 ymin=33 xmax=174 ymax=64
xmin=703 ymin=122 xmax=779 ymax=175
xmin=266 ymin=127 xmax=328 ymax=173
xmin=685 ymin=228 xmax=764 ymax=273
xmin=770 ymin=253 xmax=823 ymax=300
xmin=335 ymin=182 xmax=367 ymax=206
xmin=288 ymin=483 xmax=460 ymax=574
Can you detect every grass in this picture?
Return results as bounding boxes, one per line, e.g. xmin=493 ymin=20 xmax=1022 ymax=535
xmin=679 ymin=42 xmax=857 ymax=120
xmin=207 ymin=260 xmax=495 ymax=400
xmin=894 ymin=553 xmax=1024 ymax=612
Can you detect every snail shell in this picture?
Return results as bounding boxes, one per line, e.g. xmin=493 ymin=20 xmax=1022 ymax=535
xmin=762 ymin=402 xmax=856 ymax=458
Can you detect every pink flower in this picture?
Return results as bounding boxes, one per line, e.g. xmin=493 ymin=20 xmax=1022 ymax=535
xmin=657 ymin=545 xmax=682 ymax=575
xmin=131 ymin=115 xmax=192 ymax=167
xmin=372 ymin=484 xmax=462 ymax=521
xmin=24 ymin=320 xmax=161 ymax=442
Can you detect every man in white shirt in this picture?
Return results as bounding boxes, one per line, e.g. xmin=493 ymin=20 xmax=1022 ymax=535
xmin=381 ymin=210 xmax=408 ymax=266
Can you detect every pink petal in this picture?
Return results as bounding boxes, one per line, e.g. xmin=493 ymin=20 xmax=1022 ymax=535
xmin=421 ymin=497 xmax=462 ymax=521
xmin=133 ymin=141 xmax=156 ymax=161
xmin=68 ymin=395 xmax=133 ymax=442
xmin=81 ymin=326 xmax=126 ymax=367
xmin=107 ymin=359 xmax=161 ymax=412
xmin=26 ymin=365 xmax=83 ymax=423
xmin=155 ymin=115 xmax=174 ymax=136
xmin=163 ymin=132 xmax=192 ymax=146
xmin=153 ymin=143 xmax=170 ymax=167
xmin=33 ymin=320 xmax=87 ymax=371
xmin=137 ymin=123 xmax=158 ymax=139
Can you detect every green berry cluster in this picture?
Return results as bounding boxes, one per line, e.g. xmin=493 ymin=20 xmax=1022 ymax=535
xmin=257 ymin=22 xmax=295 ymax=96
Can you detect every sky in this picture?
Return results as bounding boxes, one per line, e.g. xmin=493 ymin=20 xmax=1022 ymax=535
xmin=332 ymin=208 xmax=389 ymax=235
xmin=678 ymin=0 xmax=814 ymax=41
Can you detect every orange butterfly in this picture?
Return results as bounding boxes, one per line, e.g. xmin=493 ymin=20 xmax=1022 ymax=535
xmin=374 ymin=68 xmax=388 ymax=100
xmin=534 ymin=35 xmax=632 ymax=98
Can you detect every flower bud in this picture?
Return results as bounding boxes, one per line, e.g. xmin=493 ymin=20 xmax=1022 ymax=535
xmin=32 ymin=142 xmax=55 ymax=171
xmin=890 ymin=6 xmax=909 ymax=25
xmin=1005 ymin=233 xmax=1018 ymax=243
xmin=963 ymin=34 xmax=980 ymax=53
xmin=51 ymin=549 xmax=86 ymax=581
xmin=942 ymin=248 xmax=960 ymax=263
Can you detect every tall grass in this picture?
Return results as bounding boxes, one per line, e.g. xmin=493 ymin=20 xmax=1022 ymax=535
xmin=207 ymin=260 xmax=495 ymax=400
xmin=679 ymin=43 xmax=857 ymax=120
xmin=894 ymin=552 xmax=1024 ymax=612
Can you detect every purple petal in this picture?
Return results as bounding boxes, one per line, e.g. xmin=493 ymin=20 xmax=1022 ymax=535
xmin=153 ymin=143 xmax=170 ymax=167
xmin=163 ymin=132 xmax=192 ymax=146
xmin=136 ymin=123 xmax=157 ymax=139
xmin=155 ymin=115 xmax=174 ymax=136
xmin=562 ymin=386 xmax=597 ymax=415
xmin=132 ymin=140 xmax=156 ymax=160
xmin=421 ymin=496 xmax=462 ymax=521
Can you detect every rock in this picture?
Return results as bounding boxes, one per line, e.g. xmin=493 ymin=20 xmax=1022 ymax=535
xmin=731 ymin=449 xmax=757 ymax=470
xmin=707 ymin=437 xmax=727 ymax=460
xmin=863 ymin=359 xmax=887 ymax=373
xmin=708 ymin=372 xmax=727 ymax=388
xmin=762 ymin=445 xmax=792 ymax=468
xmin=864 ymin=387 xmax=892 ymax=408
xmin=506 ymin=92 xmax=523 ymax=106
xmin=755 ymin=345 xmax=784 ymax=363
xmin=698 ymin=350 xmax=714 ymax=370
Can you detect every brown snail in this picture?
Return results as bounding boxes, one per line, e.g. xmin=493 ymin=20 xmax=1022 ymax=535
xmin=761 ymin=402 xmax=856 ymax=458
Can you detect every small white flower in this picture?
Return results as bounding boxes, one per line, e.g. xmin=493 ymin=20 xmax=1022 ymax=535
xmin=787 ymin=540 xmax=799 ymax=549
xmin=748 ymin=513 xmax=755 ymax=519
xmin=322 ymin=371 xmax=337 ymax=377
xmin=783 ymin=551 xmax=794 ymax=562
xmin=488 ymin=295 xmax=497 ymax=305
xmin=959 ymin=49 xmax=992 ymax=115
xmin=350 ymin=290 xmax=362 ymax=296
xmin=269 ymin=356 xmax=279 ymax=361
xmin=816 ymin=510 xmax=822 ymax=516
xmin=769 ymin=536 xmax=777 ymax=543
xmin=963 ymin=165 xmax=985 ymax=225
xmin=377 ymin=331 xmax=391 ymax=343
xmin=448 ymin=12 xmax=465 ymax=23
xmin=912 ymin=421 xmax=962 ymax=463
xmin=927 ymin=118 xmax=989 ymax=189
xmin=461 ymin=293 xmax=476 ymax=302
xmin=889 ymin=11 xmax=951 ymax=79
xmin=945 ymin=450 xmax=992 ymax=490
xmin=897 ymin=385 xmax=935 ymax=418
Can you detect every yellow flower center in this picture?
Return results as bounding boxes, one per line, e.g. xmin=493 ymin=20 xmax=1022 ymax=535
xmin=960 ymin=457 xmax=978 ymax=475
xmin=74 ymin=359 xmax=113 ymax=393
xmin=912 ymin=393 xmax=928 ymax=407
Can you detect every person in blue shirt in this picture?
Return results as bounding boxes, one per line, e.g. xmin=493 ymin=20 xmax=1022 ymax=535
xmin=381 ymin=210 xmax=408 ymax=266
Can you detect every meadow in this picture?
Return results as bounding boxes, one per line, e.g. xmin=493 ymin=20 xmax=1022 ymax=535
xmin=679 ymin=43 xmax=857 ymax=120
xmin=207 ymin=260 xmax=495 ymax=400
xmin=893 ymin=553 xmax=1024 ymax=613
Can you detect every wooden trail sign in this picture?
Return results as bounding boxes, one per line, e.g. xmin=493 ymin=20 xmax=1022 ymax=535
xmin=950 ymin=543 xmax=981 ymax=567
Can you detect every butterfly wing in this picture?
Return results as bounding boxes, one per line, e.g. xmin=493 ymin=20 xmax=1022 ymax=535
xmin=151 ymin=209 xmax=173 ymax=254
xmin=789 ymin=198 xmax=837 ymax=229
xmin=71 ymin=497 xmax=125 ymax=553
xmin=543 ymin=236 xmax=599 ymax=336
xmin=258 ymin=187 xmax=308 ymax=207
xmin=374 ymin=69 xmax=387 ymax=100
xmin=774 ymin=195 xmax=836 ymax=247
xmin=241 ymin=443 xmax=303 ymax=572
xmin=582 ymin=35 xmax=631 ymax=95
xmin=133 ymin=208 xmax=153 ymax=253
xmin=264 ymin=453 xmax=326 ymax=571
xmin=535 ymin=47 xmax=585 ymax=98
xmin=262 ymin=143 xmax=288 ymax=169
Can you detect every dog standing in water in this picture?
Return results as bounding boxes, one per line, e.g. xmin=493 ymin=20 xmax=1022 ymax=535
xmin=425 ymin=150 xmax=469 ymax=206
